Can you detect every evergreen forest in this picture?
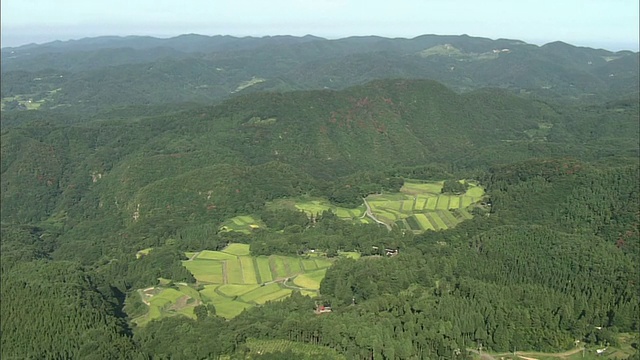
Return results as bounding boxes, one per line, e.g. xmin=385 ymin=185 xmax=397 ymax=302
xmin=1 ymin=34 xmax=638 ymax=359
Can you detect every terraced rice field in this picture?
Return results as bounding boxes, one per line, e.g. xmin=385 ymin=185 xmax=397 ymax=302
xmin=132 ymin=244 xmax=339 ymax=323
xmin=197 ymin=250 xmax=237 ymax=260
xmin=219 ymin=215 xmax=263 ymax=234
xmin=262 ymin=180 xmax=483 ymax=234
xmin=370 ymin=180 xmax=485 ymax=233
xmin=268 ymin=197 xmax=366 ymax=222
xmin=256 ymin=257 xmax=273 ymax=282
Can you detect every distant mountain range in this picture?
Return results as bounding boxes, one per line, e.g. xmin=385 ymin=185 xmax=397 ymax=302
xmin=2 ymin=34 xmax=637 ymax=113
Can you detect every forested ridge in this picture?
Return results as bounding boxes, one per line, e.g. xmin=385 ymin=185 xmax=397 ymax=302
xmin=1 ymin=37 xmax=639 ymax=359
xmin=2 ymin=34 xmax=638 ymax=115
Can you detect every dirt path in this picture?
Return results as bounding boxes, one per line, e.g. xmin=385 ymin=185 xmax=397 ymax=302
xmin=239 ymin=257 xmax=246 ymax=284
xmin=363 ymin=198 xmax=392 ymax=230
xmin=467 ymin=348 xmax=497 ymax=360
xmin=282 ymin=277 xmax=317 ymax=291
xmin=468 ymin=347 xmax=585 ymax=360
xmin=516 ymin=348 xmax=584 ymax=358
xmin=222 ymin=261 xmax=229 ymax=284
xmin=186 ymin=252 xmax=200 ymax=261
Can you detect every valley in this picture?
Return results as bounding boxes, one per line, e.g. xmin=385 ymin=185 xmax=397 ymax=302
xmin=0 ymin=33 xmax=637 ymax=360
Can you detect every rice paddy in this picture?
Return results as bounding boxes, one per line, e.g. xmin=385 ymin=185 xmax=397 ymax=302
xmin=366 ymin=180 xmax=486 ymax=233
xmin=135 ymin=243 xmax=338 ymax=324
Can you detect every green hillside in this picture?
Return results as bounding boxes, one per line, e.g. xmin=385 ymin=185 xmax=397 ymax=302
xmin=2 ymin=35 xmax=637 ymax=114
xmin=133 ymin=244 xmax=336 ymax=324
xmin=1 ymin=74 xmax=638 ymax=359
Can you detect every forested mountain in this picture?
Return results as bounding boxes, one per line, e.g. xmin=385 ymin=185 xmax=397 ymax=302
xmin=1 ymin=33 xmax=638 ymax=359
xmin=2 ymin=34 xmax=638 ymax=115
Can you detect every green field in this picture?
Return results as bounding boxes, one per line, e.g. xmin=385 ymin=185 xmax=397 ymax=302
xmin=134 ymin=286 xmax=201 ymax=326
xmin=338 ymin=251 xmax=361 ymax=260
xmin=226 ymin=258 xmax=245 ymax=284
xmin=365 ymin=180 xmax=485 ymax=233
xmin=293 ymin=269 xmax=327 ymax=290
xmin=136 ymin=247 xmax=153 ymax=259
xmin=224 ymin=243 xmax=252 ymax=256
xmin=217 ymin=284 xmax=261 ymax=297
xmin=137 ymin=243 xmax=344 ymax=323
xmin=183 ymin=260 xmax=224 ymax=283
xmin=240 ymin=256 xmax=258 ymax=283
xmin=301 ymin=259 xmax=319 ymax=271
xmin=240 ymin=283 xmax=283 ymax=303
xmin=256 ymin=257 xmax=273 ymax=282
xmin=219 ymin=215 xmax=263 ymax=234
xmin=268 ymin=197 xmax=366 ymax=222
xmin=197 ymin=250 xmax=237 ymax=260
xmin=260 ymin=180 xmax=483 ymax=234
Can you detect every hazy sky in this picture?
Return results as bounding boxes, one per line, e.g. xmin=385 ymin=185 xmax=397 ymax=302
xmin=2 ymin=0 xmax=638 ymax=50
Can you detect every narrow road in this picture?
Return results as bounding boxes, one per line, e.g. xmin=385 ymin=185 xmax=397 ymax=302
xmin=467 ymin=347 xmax=585 ymax=360
xmin=363 ymin=198 xmax=392 ymax=230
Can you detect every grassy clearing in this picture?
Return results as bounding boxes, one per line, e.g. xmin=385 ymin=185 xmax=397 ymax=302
xmin=136 ymin=247 xmax=153 ymax=259
xmin=219 ymin=215 xmax=263 ymax=234
xmin=338 ymin=251 xmax=361 ymax=260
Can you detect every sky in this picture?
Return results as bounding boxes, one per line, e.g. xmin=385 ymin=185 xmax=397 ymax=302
xmin=1 ymin=0 xmax=639 ymax=51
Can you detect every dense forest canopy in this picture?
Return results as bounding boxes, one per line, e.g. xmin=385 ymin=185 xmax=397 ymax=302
xmin=1 ymin=34 xmax=638 ymax=359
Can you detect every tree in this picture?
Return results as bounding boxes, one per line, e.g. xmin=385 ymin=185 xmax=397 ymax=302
xmin=442 ymin=180 xmax=468 ymax=194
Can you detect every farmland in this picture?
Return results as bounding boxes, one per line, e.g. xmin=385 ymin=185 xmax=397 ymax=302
xmin=367 ymin=180 xmax=486 ymax=233
xmin=268 ymin=197 xmax=371 ymax=224
xmin=264 ymin=180 xmax=485 ymax=234
xmin=135 ymin=243 xmax=336 ymax=323
xmin=219 ymin=215 xmax=264 ymax=234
